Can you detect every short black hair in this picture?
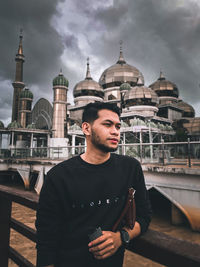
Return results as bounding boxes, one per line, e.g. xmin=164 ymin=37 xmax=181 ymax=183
xmin=82 ymin=102 xmax=121 ymax=123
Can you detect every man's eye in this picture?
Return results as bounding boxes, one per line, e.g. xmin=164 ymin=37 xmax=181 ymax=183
xmin=116 ymin=125 xmax=121 ymax=130
xmin=104 ymin=123 xmax=111 ymax=127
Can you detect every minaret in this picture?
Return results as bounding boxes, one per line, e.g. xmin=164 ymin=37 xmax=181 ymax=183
xmin=52 ymin=70 xmax=68 ymax=138
xmin=11 ymin=29 xmax=25 ymax=122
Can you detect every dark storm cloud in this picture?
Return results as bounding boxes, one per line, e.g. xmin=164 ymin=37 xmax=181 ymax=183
xmin=0 ymin=0 xmax=200 ymax=125
xmin=63 ymin=33 xmax=79 ymax=50
xmin=0 ymin=0 xmax=65 ymax=82
xmin=87 ymin=0 xmax=200 ymax=111
xmin=0 ymin=0 xmax=66 ymax=124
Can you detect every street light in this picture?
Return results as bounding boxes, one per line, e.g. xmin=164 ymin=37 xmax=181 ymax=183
xmin=119 ymin=82 xmax=131 ymax=113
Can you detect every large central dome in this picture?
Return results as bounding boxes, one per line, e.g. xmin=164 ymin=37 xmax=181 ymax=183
xmin=99 ymin=47 xmax=144 ymax=89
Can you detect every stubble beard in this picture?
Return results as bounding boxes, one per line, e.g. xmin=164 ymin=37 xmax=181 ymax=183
xmin=91 ymin=129 xmax=118 ymax=153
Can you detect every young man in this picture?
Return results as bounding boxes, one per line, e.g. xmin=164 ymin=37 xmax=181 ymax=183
xmin=36 ymin=102 xmax=152 ymax=267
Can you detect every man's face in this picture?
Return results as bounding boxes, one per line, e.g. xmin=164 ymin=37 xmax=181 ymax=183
xmin=90 ymin=109 xmax=121 ymax=153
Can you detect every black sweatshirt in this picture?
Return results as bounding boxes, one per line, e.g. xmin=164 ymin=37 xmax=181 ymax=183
xmin=36 ymin=154 xmax=152 ymax=267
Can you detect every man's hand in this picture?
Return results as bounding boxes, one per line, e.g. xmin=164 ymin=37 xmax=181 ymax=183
xmin=88 ymin=231 xmax=122 ymax=260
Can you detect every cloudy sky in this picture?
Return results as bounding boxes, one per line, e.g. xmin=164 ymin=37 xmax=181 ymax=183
xmin=0 ymin=0 xmax=200 ymax=126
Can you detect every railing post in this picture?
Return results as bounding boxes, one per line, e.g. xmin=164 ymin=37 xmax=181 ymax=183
xmin=0 ymin=195 xmax=12 ymax=267
xmin=161 ymin=138 xmax=165 ymax=166
xmin=187 ymin=138 xmax=191 ymax=168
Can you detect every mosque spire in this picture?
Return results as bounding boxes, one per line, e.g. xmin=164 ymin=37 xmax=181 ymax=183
xmin=85 ymin=57 xmax=92 ymax=80
xmin=117 ymin=40 xmax=126 ymax=64
xmin=137 ymin=75 xmax=144 ymax=86
xmin=159 ymin=69 xmax=165 ymax=80
xmin=17 ymin=29 xmax=24 ymax=56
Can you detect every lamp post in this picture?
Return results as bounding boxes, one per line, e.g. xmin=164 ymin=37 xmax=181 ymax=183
xmin=119 ymin=82 xmax=131 ymax=155
xmin=119 ymin=82 xmax=131 ymax=113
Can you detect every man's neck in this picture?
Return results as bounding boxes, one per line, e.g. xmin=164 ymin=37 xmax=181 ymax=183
xmin=81 ymin=150 xmax=110 ymax=165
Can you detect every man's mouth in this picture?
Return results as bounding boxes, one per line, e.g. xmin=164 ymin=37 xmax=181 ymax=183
xmin=108 ymin=138 xmax=119 ymax=144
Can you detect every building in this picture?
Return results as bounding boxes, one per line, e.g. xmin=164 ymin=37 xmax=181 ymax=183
xmin=0 ymin=33 xmax=200 ymax=152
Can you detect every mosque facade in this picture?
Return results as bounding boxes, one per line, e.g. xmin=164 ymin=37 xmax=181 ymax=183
xmin=0 ymin=33 xmax=200 ymax=152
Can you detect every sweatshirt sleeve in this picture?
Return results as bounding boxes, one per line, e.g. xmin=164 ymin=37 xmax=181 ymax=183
xmin=35 ymin=171 xmax=65 ymax=267
xmin=134 ymin=161 xmax=152 ymax=234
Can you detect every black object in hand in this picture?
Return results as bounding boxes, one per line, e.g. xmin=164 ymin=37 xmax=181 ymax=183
xmin=88 ymin=227 xmax=102 ymax=241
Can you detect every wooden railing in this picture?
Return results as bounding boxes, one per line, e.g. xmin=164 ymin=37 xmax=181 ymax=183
xmin=0 ymin=184 xmax=200 ymax=267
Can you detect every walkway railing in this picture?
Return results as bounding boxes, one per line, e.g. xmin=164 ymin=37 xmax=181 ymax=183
xmin=0 ymin=185 xmax=200 ymax=267
xmin=1 ymin=140 xmax=200 ymax=167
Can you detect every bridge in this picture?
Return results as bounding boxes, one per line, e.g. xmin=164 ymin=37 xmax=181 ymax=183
xmin=144 ymin=170 xmax=200 ymax=232
xmin=0 ymin=142 xmax=200 ymax=232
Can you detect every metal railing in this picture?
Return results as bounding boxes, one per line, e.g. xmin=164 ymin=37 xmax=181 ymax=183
xmin=0 ymin=185 xmax=200 ymax=267
xmin=1 ymin=141 xmax=200 ymax=167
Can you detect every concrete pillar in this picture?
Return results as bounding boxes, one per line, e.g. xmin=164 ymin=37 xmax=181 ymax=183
xmin=140 ymin=130 xmax=143 ymax=162
xmin=149 ymin=126 xmax=153 ymax=162
xmin=47 ymin=133 xmax=50 ymax=158
xmin=11 ymin=132 xmax=14 ymax=147
xmin=7 ymin=133 xmax=10 ymax=148
xmin=123 ymin=132 xmax=126 ymax=155
xmin=72 ymin=135 xmax=76 ymax=155
xmin=10 ymin=132 xmax=15 ymax=156
xmin=171 ymin=204 xmax=184 ymax=225
xmin=0 ymin=134 xmax=2 ymax=149
xmin=30 ymin=133 xmax=33 ymax=157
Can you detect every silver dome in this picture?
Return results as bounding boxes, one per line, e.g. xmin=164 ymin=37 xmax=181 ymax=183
xmin=124 ymin=85 xmax=158 ymax=106
xmin=149 ymin=72 xmax=179 ymax=98
xmin=99 ymin=47 xmax=144 ymax=89
xmin=177 ymin=100 xmax=195 ymax=118
xmin=73 ymin=59 xmax=104 ymax=99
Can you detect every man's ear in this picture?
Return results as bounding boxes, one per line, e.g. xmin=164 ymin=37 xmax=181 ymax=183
xmin=82 ymin=122 xmax=91 ymax=136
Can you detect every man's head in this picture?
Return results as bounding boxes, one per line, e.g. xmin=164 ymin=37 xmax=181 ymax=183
xmin=82 ymin=102 xmax=120 ymax=124
xmin=82 ymin=102 xmax=121 ymax=153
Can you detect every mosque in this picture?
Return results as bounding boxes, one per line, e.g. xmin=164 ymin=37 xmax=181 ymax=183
xmin=0 ymin=33 xmax=200 ymax=155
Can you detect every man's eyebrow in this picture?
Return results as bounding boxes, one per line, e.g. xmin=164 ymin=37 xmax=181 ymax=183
xmin=102 ymin=120 xmax=121 ymax=125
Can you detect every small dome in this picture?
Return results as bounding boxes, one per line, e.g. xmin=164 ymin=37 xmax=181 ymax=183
xmin=130 ymin=118 xmax=138 ymax=126
xmin=26 ymin=123 xmax=36 ymax=129
xmin=124 ymin=85 xmax=158 ymax=106
xmin=149 ymin=72 xmax=179 ymax=98
xmin=158 ymin=123 xmax=165 ymax=130
xmin=99 ymin=46 xmax=144 ymax=89
xmin=120 ymin=82 xmax=131 ymax=92
xmin=73 ymin=59 xmax=104 ymax=99
xmin=137 ymin=118 xmax=146 ymax=126
xmin=69 ymin=124 xmax=82 ymax=131
xmin=7 ymin=120 xmax=22 ymax=129
xmin=183 ymin=117 xmax=200 ymax=135
xmin=20 ymin=88 xmax=33 ymax=99
xmin=0 ymin=121 xmax=4 ymax=128
xmin=148 ymin=121 xmax=158 ymax=129
xmin=121 ymin=121 xmax=129 ymax=128
xmin=74 ymin=80 xmax=104 ymax=98
xmin=165 ymin=124 xmax=173 ymax=131
xmin=176 ymin=100 xmax=195 ymax=118
xmin=53 ymin=70 xmax=69 ymax=87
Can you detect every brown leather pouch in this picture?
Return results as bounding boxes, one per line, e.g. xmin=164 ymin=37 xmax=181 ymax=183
xmin=112 ymin=188 xmax=136 ymax=232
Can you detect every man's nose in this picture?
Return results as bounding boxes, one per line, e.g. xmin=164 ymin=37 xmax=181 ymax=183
xmin=110 ymin=126 xmax=120 ymax=135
